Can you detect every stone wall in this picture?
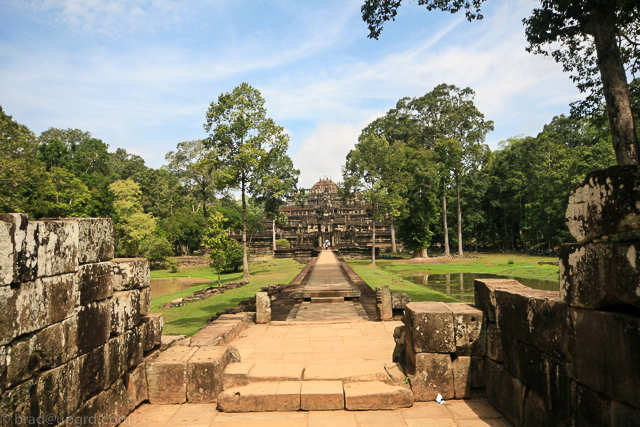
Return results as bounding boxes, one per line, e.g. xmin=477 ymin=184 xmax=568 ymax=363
xmin=0 ymin=214 xmax=163 ymax=426
xmin=398 ymin=166 xmax=640 ymax=427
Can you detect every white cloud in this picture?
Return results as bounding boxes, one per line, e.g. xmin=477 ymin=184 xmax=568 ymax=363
xmin=292 ymin=114 xmax=383 ymax=189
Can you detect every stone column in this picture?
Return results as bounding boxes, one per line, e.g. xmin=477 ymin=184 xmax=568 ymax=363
xmin=376 ymin=285 xmax=393 ymax=321
xmin=255 ymin=292 xmax=271 ymax=324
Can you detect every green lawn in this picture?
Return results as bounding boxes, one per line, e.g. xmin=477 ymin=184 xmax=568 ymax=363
xmin=151 ymin=257 xmax=303 ymax=336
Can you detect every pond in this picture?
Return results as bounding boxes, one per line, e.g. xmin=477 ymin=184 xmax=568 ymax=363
xmin=149 ymin=277 xmax=215 ymax=299
xmin=402 ymin=272 xmax=559 ymax=304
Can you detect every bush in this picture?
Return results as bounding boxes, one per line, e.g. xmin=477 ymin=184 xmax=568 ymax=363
xmin=276 ymin=238 xmax=290 ymax=248
xmin=168 ymin=259 xmax=179 ymax=273
xmin=508 ymin=259 xmax=515 ymax=265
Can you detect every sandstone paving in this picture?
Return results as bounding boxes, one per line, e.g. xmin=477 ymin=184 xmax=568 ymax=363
xmin=124 ymin=399 xmax=511 ymax=426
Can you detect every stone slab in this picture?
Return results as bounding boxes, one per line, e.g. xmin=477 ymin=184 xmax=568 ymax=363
xmin=303 ymin=362 xmax=390 ymax=382
xmin=217 ymin=382 xmax=279 ymax=412
xmin=69 ymin=378 xmax=135 ymax=427
xmin=126 ymin=364 xmax=149 ymax=407
xmin=77 ymin=299 xmax=111 ymax=355
xmin=248 ymin=363 xmax=304 ymax=383
xmin=573 ymin=307 xmax=640 ymax=409
xmin=448 ymin=303 xmax=486 ymax=356
xmin=277 ymin=381 xmax=302 ymax=411
xmin=75 ymin=218 xmax=114 ymax=264
xmin=311 ymin=297 xmax=345 ymax=303
xmin=187 ymin=346 xmax=230 ymax=403
xmin=141 ymin=313 xmax=163 ymax=352
xmin=110 ymin=289 xmax=141 ymax=335
xmin=35 ymin=219 xmax=79 ymax=278
xmin=76 ymin=262 xmax=115 ymax=305
xmin=404 ymin=302 xmax=455 ymax=357
xmin=566 ymin=165 xmax=640 ymax=242
xmin=451 ymin=356 xmax=472 ymax=399
xmin=560 ymin=242 xmax=640 ymax=309
xmin=494 ymin=286 xmax=573 ymax=361
xmin=146 ymin=346 xmax=198 ymax=404
xmin=473 ymin=279 xmax=530 ymax=323
xmin=111 ymin=258 xmax=150 ymax=291
xmin=0 ymin=378 xmax=37 ymax=423
xmin=223 ymin=362 xmax=255 ymax=389
xmin=37 ymin=355 xmax=83 ymax=421
xmin=408 ymin=353 xmax=454 ymax=402
xmin=376 ymin=286 xmax=393 ymax=321
xmin=0 ymin=213 xmax=30 ymax=285
xmin=484 ymin=359 xmax=526 ymax=427
xmin=343 ymin=381 xmax=413 ymax=410
xmin=256 ymin=292 xmax=271 ymax=324
xmin=300 ymin=380 xmax=344 ymax=411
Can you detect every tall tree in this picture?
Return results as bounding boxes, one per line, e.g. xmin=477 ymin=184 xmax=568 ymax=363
xmin=204 ymin=83 xmax=294 ymax=278
xmin=361 ymin=0 xmax=640 ymax=165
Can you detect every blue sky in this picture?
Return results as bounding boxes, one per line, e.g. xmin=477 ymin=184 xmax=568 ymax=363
xmin=1 ymin=0 xmax=581 ymax=188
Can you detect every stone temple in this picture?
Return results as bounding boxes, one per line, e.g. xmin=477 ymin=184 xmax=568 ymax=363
xmin=251 ymin=177 xmax=392 ymax=256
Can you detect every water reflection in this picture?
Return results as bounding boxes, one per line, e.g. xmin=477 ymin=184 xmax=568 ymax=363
xmin=403 ymin=272 xmax=558 ymax=303
xmin=150 ymin=277 xmax=214 ymax=299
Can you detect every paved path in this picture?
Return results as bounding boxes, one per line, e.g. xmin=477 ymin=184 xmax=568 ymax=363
xmin=126 ymin=397 xmax=510 ymax=426
xmin=287 ymin=251 xmax=368 ymax=322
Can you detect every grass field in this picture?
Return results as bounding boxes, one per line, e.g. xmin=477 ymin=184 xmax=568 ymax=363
xmin=150 ymin=257 xmax=303 ymax=336
xmin=379 ymin=253 xmax=560 ymax=281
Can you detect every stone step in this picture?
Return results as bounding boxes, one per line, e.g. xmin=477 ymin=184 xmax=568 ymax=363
xmin=310 ymin=296 xmax=345 ymax=303
xmin=222 ymin=361 xmax=396 ymax=389
xmin=217 ymin=380 xmax=413 ymax=412
xmin=145 ymin=345 xmax=239 ymax=404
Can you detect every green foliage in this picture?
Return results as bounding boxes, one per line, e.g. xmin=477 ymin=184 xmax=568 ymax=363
xmin=203 ymin=211 xmax=240 ymax=284
xmin=508 ymin=259 xmax=515 ymax=265
xmin=204 ymin=83 xmax=296 ymax=277
xmin=0 ymin=106 xmax=45 ymax=213
xmin=275 ymin=238 xmax=290 ymax=248
xmin=168 ymin=259 xmax=180 ymax=273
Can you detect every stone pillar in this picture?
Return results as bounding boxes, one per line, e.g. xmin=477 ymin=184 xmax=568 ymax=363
xmin=376 ymin=285 xmax=392 ymax=321
xmin=255 ymin=292 xmax=271 ymax=324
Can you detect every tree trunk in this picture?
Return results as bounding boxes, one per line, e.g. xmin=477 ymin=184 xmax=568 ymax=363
xmin=241 ymin=172 xmax=250 ymax=278
xmin=443 ymin=182 xmax=450 ymax=257
xmin=413 ymin=247 xmax=428 ymax=258
xmin=390 ymin=217 xmax=397 ymax=253
xmin=371 ymin=219 xmax=376 ymax=266
xmin=588 ymin=5 xmax=639 ymax=165
xmin=272 ymin=217 xmax=276 ymax=253
xmin=456 ymin=173 xmax=463 ymax=257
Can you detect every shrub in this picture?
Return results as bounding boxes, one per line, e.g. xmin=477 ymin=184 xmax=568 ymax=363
xmin=275 ymin=238 xmax=290 ymax=248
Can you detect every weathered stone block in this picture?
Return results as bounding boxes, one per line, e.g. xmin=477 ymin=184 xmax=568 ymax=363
xmin=343 ymin=381 xmax=414 ymax=410
xmin=75 ymin=218 xmax=114 ymax=264
xmin=0 ymin=345 xmax=5 ymax=392
xmin=523 ymin=388 xmax=565 ymax=427
xmin=514 ymin=341 xmax=573 ymax=425
xmin=218 ymin=382 xmax=279 ymax=412
xmin=37 ymin=355 xmax=83 ymax=422
xmin=140 ymin=313 xmax=163 ymax=352
xmin=470 ymin=356 xmax=485 ymax=389
xmin=474 ymin=278 xmax=529 ymax=323
xmin=104 ymin=330 xmax=142 ymax=388
xmin=0 ymin=213 xmax=31 ymax=285
xmin=484 ymin=359 xmax=526 ymax=427
xmin=0 ymin=273 xmax=78 ymax=346
xmin=76 ymin=262 xmax=115 ymax=305
xmin=110 ymin=290 xmax=140 ymax=335
xmin=111 ymin=258 xmax=149 ymax=291
xmin=126 ymin=365 xmax=148 ymax=407
xmin=566 ymin=165 xmax=640 ymax=243
xmin=575 ymin=384 xmax=611 ymax=427
xmin=77 ymin=300 xmax=111 ymax=355
xmin=376 ymin=285 xmax=393 ymax=321
xmin=486 ymin=322 xmax=503 ymax=362
xmin=495 ymin=287 xmax=573 ymax=361
xmin=255 ymin=292 xmax=271 ymax=324
xmin=409 ymin=352 xmax=454 ymax=401
xmin=187 ymin=346 xmax=230 ymax=403
xmin=392 ymin=292 xmax=411 ymax=309
xmin=611 ymin=400 xmax=640 ymax=427
xmin=404 ymin=302 xmax=455 ymax=355
xmin=6 ymin=322 xmax=65 ymax=388
xmin=573 ymin=308 xmax=640 ymax=409
xmin=36 ymin=219 xmax=79 ymax=278
xmin=80 ymin=345 xmax=108 ymax=402
xmin=0 ymin=379 xmax=37 ymax=426
xmin=300 ymin=380 xmax=344 ymax=411
xmin=146 ymin=346 xmax=198 ymax=404
xmin=560 ymin=242 xmax=640 ymax=309
xmin=452 ymin=356 xmax=472 ymax=399
xmin=139 ymin=286 xmax=151 ymax=316
xmin=69 ymin=378 xmax=135 ymax=427
xmin=448 ymin=303 xmax=486 ymax=356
